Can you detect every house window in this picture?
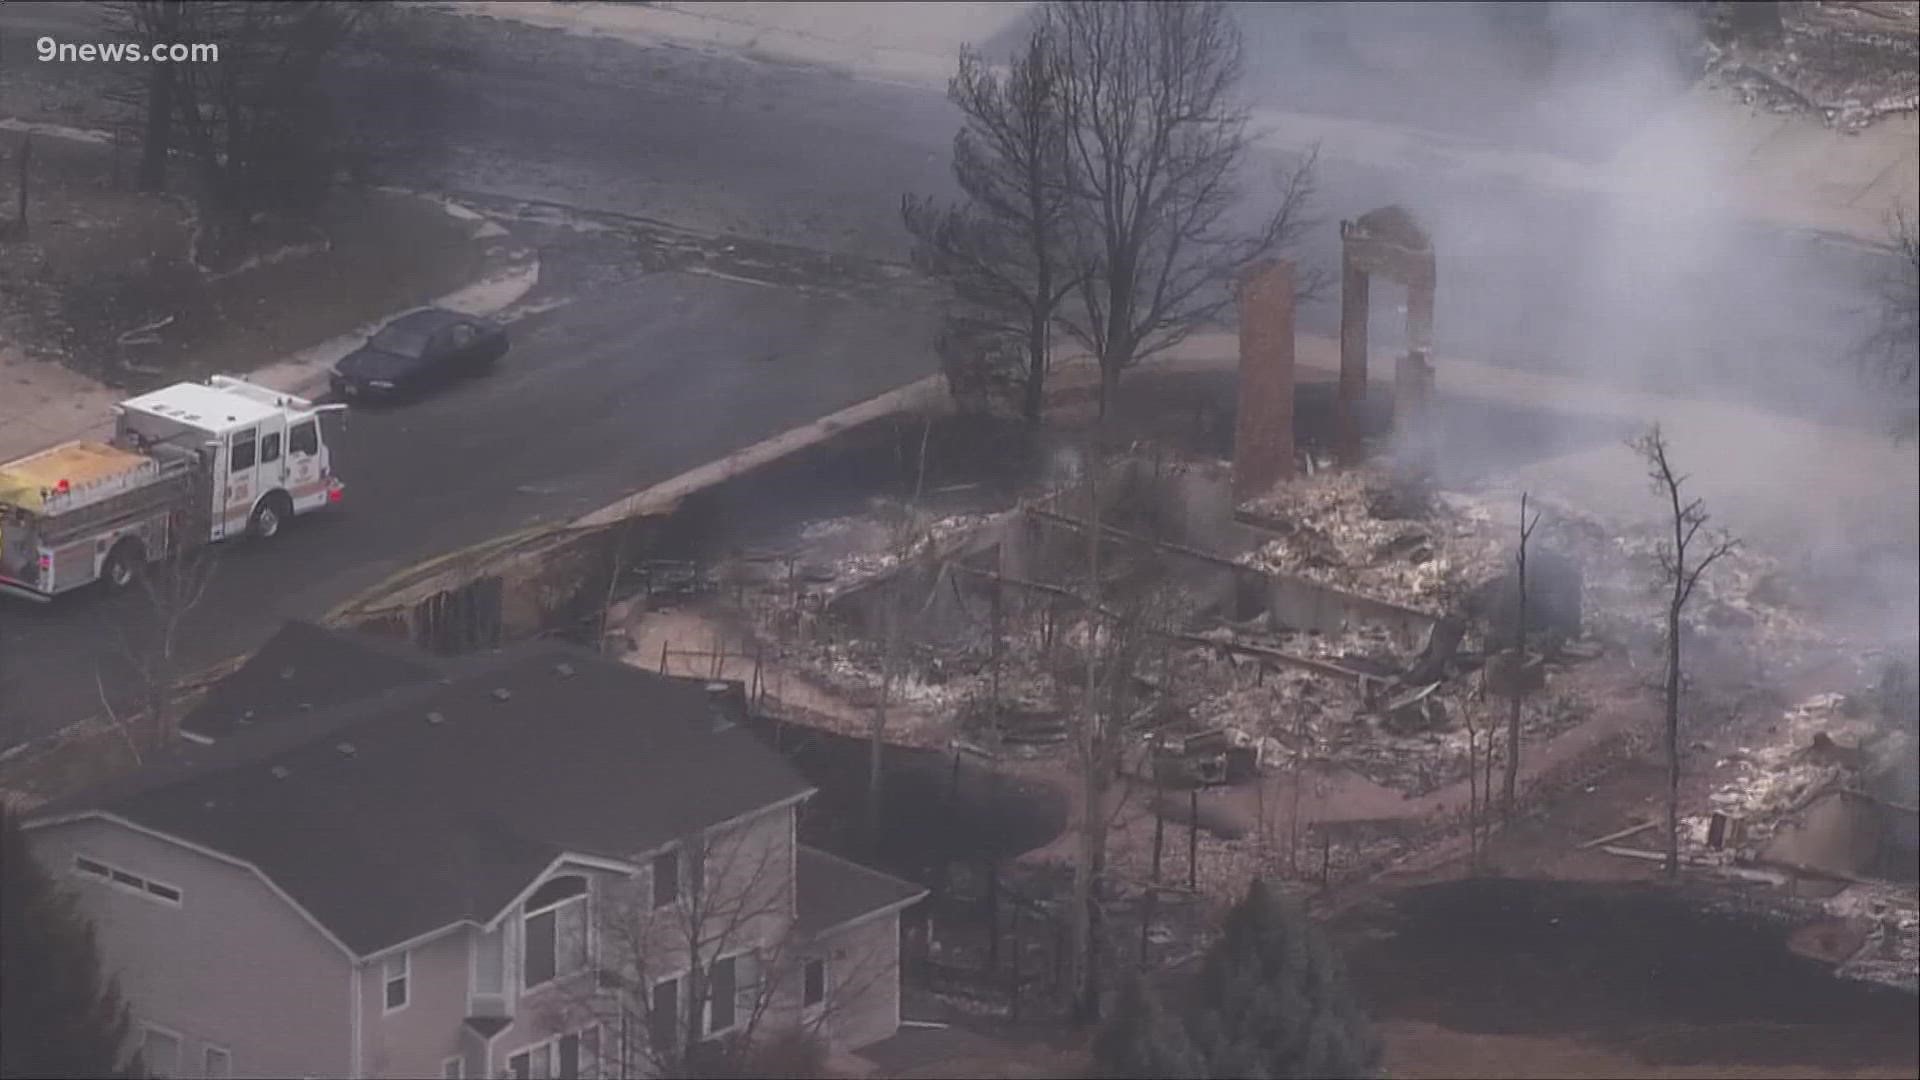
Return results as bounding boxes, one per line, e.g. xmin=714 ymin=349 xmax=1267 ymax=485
xmin=73 ymin=855 xmax=182 ymax=906
xmin=508 ymin=1027 xmax=600 ymax=1080
xmin=507 ymin=1044 xmax=547 ymax=1079
xmin=289 ymin=421 xmax=319 ymax=457
xmin=649 ymin=976 xmax=680 ymax=1052
xmin=137 ymin=1026 xmax=180 ymax=1079
xmin=803 ymin=957 xmax=827 ymax=1008
xmin=523 ymin=876 xmax=589 ymax=990
xmin=203 ymin=1046 xmax=231 ymax=1079
xmin=383 ymin=951 xmax=409 ymax=1012
xmin=441 ymin=1055 xmax=463 ymax=1079
xmin=650 ymin=851 xmax=680 ymax=909
xmin=707 ymin=956 xmax=737 ymax=1035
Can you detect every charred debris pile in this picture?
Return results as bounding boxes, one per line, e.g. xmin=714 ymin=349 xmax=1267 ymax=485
xmin=607 ymin=424 xmax=1918 ymax=977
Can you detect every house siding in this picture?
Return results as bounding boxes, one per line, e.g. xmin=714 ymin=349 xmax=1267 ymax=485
xmin=358 ymin=926 xmax=473 ymax=1079
xmin=812 ymin=913 xmax=904 ymax=1052
xmin=28 ymin=818 xmax=353 ymax=1079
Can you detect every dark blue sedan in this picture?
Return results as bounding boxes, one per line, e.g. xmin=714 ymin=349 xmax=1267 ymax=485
xmin=329 ymin=308 xmax=509 ymax=401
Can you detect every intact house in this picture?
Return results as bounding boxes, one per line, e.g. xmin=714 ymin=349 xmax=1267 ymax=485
xmin=23 ymin=621 xmax=926 ymax=1079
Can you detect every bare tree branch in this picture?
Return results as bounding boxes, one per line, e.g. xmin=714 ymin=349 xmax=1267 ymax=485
xmin=1630 ymin=424 xmax=1739 ymax=879
xmin=905 ymin=27 xmax=1081 ymax=423
xmin=1045 ymin=1 xmax=1323 ymax=415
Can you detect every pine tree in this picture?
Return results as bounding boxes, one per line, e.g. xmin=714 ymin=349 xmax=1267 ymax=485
xmin=1188 ymin=879 xmax=1382 ymax=1079
xmin=1 ymin=804 xmax=133 ymax=1080
xmin=1096 ymin=879 xmax=1381 ymax=1079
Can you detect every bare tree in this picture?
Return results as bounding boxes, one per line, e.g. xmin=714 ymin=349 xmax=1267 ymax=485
xmin=1631 ymin=425 xmax=1739 ymax=879
xmin=560 ymin=821 xmax=881 ymax=1079
xmin=1859 ymin=210 xmax=1920 ymax=437
xmin=1064 ymin=455 xmax=1181 ymax=1024
xmin=104 ymin=1 xmax=190 ymax=192
xmin=1044 ymin=0 xmax=1324 ymax=415
xmin=97 ymin=511 xmax=216 ymax=754
xmin=1503 ymin=492 xmax=1540 ymax=819
xmin=904 ymin=27 xmax=1080 ymax=424
xmin=867 ymin=417 xmax=937 ymax=854
xmin=166 ymin=2 xmax=377 ymax=240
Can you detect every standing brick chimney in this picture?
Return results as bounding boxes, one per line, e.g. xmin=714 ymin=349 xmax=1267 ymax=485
xmin=1233 ymin=259 xmax=1297 ymax=502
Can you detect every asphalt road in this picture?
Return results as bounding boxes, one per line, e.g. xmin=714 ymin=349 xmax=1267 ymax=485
xmin=0 ymin=274 xmax=937 ymax=745
xmin=332 ymin=7 xmax=1882 ymax=417
xmin=0 ymin=4 xmax=1899 ymax=748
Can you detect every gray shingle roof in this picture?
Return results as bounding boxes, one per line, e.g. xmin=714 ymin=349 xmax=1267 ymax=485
xmin=795 ymin=846 xmax=926 ymax=938
xmin=179 ymin=620 xmax=438 ymax=743
xmin=37 ymin=629 xmax=814 ymax=956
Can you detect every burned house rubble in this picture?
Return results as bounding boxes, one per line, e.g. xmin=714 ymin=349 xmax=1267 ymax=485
xmin=1703 ymin=0 xmax=1920 ymax=130
xmin=612 ymin=430 xmax=1915 ymax=954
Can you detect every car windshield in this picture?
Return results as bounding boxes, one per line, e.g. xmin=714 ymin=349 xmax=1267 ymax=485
xmin=368 ymin=317 xmax=443 ymax=357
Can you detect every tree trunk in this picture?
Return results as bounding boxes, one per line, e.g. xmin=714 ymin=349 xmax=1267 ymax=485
xmin=1097 ymin=361 xmax=1121 ymax=421
xmin=1070 ymin=441 xmax=1104 ymax=1025
xmin=1024 ymin=330 xmax=1049 ymax=424
xmin=1664 ymin=602 xmax=1683 ymax=878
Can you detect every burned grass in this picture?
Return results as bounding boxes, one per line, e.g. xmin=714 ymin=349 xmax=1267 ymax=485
xmin=0 ymin=133 xmax=486 ymax=391
xmin=1342 ymin=876 xmax=1919 ymax=1071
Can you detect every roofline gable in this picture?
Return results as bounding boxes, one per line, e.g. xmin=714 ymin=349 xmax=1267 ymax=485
xmin=24 ymin=810 xmax=357 ymax=960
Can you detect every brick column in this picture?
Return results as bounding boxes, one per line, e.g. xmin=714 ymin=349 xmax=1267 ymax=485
xmin=1233 ymin=259 xmax=1296 ymax=502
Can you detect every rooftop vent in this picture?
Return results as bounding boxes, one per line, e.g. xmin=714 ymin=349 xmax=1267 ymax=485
xmin=298 ymin=702 xmax=313 ymax=711
xmin=426 ymin=710 xmax=447 ymax=725
xmin=335 ymin=742 xmax=356 ymax=757
xmin=491 ymin=688 xmax=513 ymax=703
xmin=239 ymin=709 xmax=256 ymax=726
xmin=555 ymin=662 xmax=576 ymax=678
xmin=270 ymin=765 xmax=291 ymax=780
xmin=279 ymin=666 xmax=297 ymax=680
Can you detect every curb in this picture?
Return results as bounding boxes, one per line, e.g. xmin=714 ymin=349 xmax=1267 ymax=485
xmin=248 ymin=251 xmax=542 ymax=402
xmin=325 ymin=372 xmax=951 ymax=622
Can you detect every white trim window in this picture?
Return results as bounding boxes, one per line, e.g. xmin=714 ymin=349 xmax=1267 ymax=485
xmin=382 ymin=950 xmax=410 ymax=1013
xmin=441 ymin=1054 xmax=464 ymax=1079
xmin=704 ymin=951 xmax=759 ymax=1038
xmin=72 ymin=855 xmax=183 ymax=906
xmin=135 ymin=1024 xmax=182 ymax=1079
xmin=523 ymin=876 xmax=590 ymax=991
xmin=506 ymin=1025 xmax=602 ymax=1080
xmin=203 ymin=1045 xmax=232 ymax=1079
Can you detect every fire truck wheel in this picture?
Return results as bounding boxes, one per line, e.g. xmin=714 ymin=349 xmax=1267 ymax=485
xmin=249 ymin=492 xmax=293 ymax=541
xmin=104 ymin=539 xmax=146 ymax=591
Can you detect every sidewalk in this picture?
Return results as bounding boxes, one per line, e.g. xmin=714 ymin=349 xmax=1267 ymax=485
xmin=446 ymin=1 xmax=1918 ymax=245
xmin=0 ymin=196 xmax=540 ymax=466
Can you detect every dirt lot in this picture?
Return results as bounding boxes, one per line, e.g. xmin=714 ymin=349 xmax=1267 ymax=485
xmin=0 ymin=131 xmax=486 ymax=390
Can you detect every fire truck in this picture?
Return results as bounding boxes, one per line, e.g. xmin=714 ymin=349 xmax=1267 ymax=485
xmin=0 ymin=376 xmax=346 ymax=601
